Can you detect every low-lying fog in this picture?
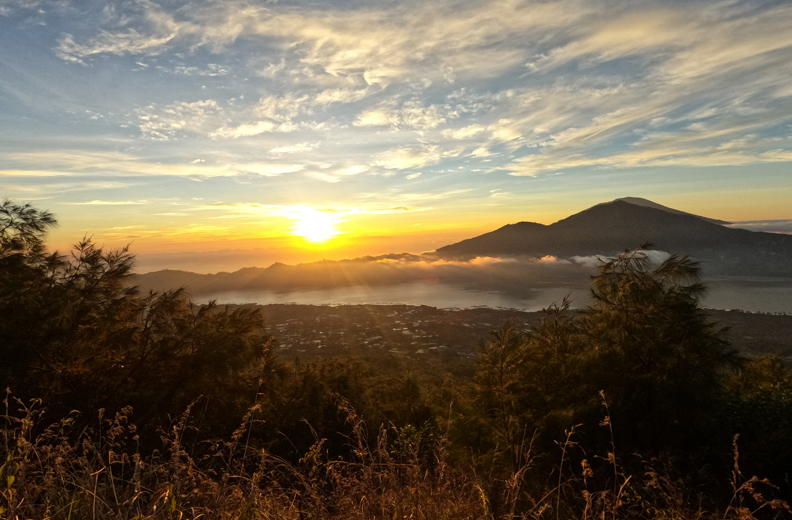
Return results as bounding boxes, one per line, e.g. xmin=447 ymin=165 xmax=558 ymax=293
xmin=134 ymin=252 xmax=792 ymax=314
xmin=203 ymin=280 xmax=792 ymax=314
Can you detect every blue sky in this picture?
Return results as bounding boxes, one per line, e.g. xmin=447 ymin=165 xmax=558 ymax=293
xmin=2 ymin=0 xmax=791 ymax=271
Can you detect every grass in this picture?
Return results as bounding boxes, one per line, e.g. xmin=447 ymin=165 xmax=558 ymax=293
xmin=1 ymin=391 xmax=789 ymax=520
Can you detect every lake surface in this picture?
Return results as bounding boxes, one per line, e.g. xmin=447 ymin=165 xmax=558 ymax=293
xmin=205 ymin=282 xmax=587 ymax=310
xmin=200 ymin=279 xmax=792 ymax=314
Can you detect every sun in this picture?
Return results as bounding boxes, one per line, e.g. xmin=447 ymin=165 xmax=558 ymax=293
xmin=291 ymin=210 xmax=341 ymax=243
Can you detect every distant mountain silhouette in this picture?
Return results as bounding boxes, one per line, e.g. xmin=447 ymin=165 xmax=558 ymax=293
xmin=436 ymin=199 xmax=792 ymax=276
xmin=132 ymin=252 xmax=591 ymax=298
xmin=132 ymin=199 xmax=792 ymax=298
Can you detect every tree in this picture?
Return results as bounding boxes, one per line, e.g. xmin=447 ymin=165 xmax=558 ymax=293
xmin=474 ymin=320 xmax=529 ymax=469
xmin=474 ymin=245 xmax=742 ymax=467
xmin=0 ymin=200 xmax=269 ymax=432
xmin=474 ymin=301 xmax=587 ymax=469
xmin=0 ymin=199 xmax=63 ymax=376
xmin=0 ymin=198 xmax=57 ymax=260
xmin=581 ymin=245 xmax=741 ymax=451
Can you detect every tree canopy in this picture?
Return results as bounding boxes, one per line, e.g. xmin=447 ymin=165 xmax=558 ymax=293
xmin=475 ymin=246 xmax=742 ymax=464
xmin=0 ymin=200 xmax=269 ymax=431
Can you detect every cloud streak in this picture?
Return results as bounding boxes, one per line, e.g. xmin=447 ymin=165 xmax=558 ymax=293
xmin=3 ymin=0 xmax=792 ymax=260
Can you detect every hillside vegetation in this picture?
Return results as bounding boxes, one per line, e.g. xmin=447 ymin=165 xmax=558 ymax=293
xmin=2 ymin=199 xmax=792 ymax=519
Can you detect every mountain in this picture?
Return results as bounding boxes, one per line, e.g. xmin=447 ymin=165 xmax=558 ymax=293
xmin=608 ymin=197 xmax=731 ymax=225
xmin=133 ymin=198 xmax=792 ymax=299
xmin=133 ymin=254 xmax=460 ymax=296
xmin=436 ymin=199 xmax=792 ymax=276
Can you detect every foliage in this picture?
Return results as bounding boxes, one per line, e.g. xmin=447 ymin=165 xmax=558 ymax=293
xmin=582 ymin=246 xmax=742 ymax=452
xmin=2 ymin=392 xmax=789 ymax=520
xmin=0 ymin=198 xmax=57 ymax=260
xmin=473 ymin=245 xmax=742 ymax=476
xmin=725 ymin=355 xmax=792 ymax=494
xmin=2 ymin=202 xmax=792 ymax=518
xmin=474 ymin=300 xmax=587 ymax=471
xmin=0 ymin=201 xmax=268 ymax=433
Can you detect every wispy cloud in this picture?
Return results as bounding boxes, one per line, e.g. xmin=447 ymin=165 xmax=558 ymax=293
xmin=55 ymin=2 xmax=180 ymax=64
xmin=136 ymin=100 xmax=222 ymax=140
xmin=3 ymin=0 xmax=792 ymax=259
xmin=0 ymin=0 xmax=67 ymax=16
xmin=373 ymin=145 xmax=442 ymax=170
xmin=1 ymin=150 xmax=311 ymax=178
xmin=269 ymin=142 xmax=318 ymax=155
xmin=355 ymin=102 xmax=447 ymax=130
xmin=210 ymin=121 xmax=277 ymax=139
xmin=69 ymin=199 xmax=149 ymax=205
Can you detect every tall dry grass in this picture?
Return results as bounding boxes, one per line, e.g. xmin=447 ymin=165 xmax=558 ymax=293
xmin=1 ymin=389 xmax=789 ymax=520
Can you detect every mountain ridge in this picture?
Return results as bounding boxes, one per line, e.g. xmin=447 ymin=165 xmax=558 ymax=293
xmin=132 ymin=198 xmax=792 ymax=297
xmin=436 ymin=198 xmax=792 ymax=276
xmin=607 ymin=197 xmax=731 ymax=225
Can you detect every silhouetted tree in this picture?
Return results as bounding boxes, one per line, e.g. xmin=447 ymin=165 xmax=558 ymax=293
xmin=474 ymin=320 xmax=527 ymax=469
xmin=474 ymin=245 xmax=742 ymax=471
xmin=0 ymin=199 xmax=63 ymax=378
xmin=581 ymin=245 xmax=741 ymax=452
xmin=0 ymin=200 xmax=269 ymax=432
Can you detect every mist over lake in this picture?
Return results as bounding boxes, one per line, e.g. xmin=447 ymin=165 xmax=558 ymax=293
xmin=196 ymin=278 xmax=792 ymax=314
xmin=199 ymin=282 xmax=588 ymax=311
xmin=133 ymin=249 xmax=792 ymax=314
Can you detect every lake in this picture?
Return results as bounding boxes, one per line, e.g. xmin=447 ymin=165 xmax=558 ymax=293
xmin=199 ymin=278 xmax=792 ymax=314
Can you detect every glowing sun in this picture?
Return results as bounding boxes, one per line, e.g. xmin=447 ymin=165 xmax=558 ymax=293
xmin=291 ymin=210 xmax=341 ymax=243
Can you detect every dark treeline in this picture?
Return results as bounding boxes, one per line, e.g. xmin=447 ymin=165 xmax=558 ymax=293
xmin=2 ymin=199 xmax=792 ymax=519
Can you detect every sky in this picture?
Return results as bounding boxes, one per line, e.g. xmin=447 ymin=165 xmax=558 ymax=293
xmin=1 ymin=0 xmax=791 ymax=273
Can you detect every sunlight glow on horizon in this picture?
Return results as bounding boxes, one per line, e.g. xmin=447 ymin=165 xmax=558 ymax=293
xmin=291 ymin=209 xmax=343 ymax=244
